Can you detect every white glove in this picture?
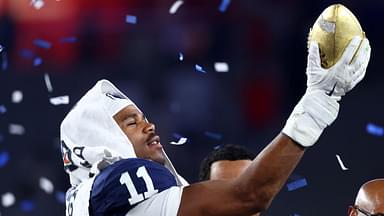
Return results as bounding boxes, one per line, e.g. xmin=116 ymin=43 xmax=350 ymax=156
xmin=283 ymin=36 xmax=371 ymax=147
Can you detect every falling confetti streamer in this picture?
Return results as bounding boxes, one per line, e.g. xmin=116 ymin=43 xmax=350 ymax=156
xmin=195 ymin=64 xmax=206 ymax=73
xmin=39 ymin=177 xmax=54 ymax=194
xmin=20 ymin=200 xmax=35 ymax=212
xmin=60 ymin=36 xmax=77 ymax=43
xmin=218 ymin=0 xmax=231 ymax=12
xmin=169 ymin=0 xmax=184 ymax=14
xmin=0 ymin=105 xmax=6 ymax=114
xmin=1 ymin=193 xmax=15 ymax=207
xmin=179 ymin=52 xmax=184 ymax=61
xmin=1 ymin=52 xmax=7 ymax=71
xmin=33 ymin=39 xmax=52 ymax=49
xmin=366 ymin=123 xmax=384 ymax=136
xmin=44 ymin=73 xmax=53 ymax=92
xmin=33 ymin=57 xmax=42 ymax=66
xmin=11 ymin=90 xmax=23 ymax=103
xmin=19 ymin=49 xmax=34 ymax=59
xmin=125 ymin=15 xmax=137 ymax=24
xmin=50 ymin=95 xmax=69 ymax=105
xmin=287 ymin=178 xmax=308 ymax=191
xmin=31 ymin=0 xmax=44 ymax=10
xmin=213 ymin=145 xmax=222 ymax=150
xmin=9 ymin=124 xmax=25 ymax=135
xmin=214 ymin=62 xmax=229 ymax=72
xmin=336 ymin=154 xmax=349 ymax=170
xmin=170 ymin=137 xmax=188 ymax=145
xmin=0 ymin=151 xmax=10 ymax=168
xmin=55 ymin=191 xmax=65 ymax=204
xmin=204 ymin=131 xmax=223 ymax=140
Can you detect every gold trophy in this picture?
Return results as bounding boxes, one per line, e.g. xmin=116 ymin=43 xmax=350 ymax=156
xmin=308 ymin=4 xmax=365 ymax=68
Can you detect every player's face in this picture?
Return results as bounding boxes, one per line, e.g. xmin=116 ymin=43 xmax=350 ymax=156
xmin=114 ymin=105 xmax=165 ymax=165
xmin=209 ymin=159 xmax=252 ymax=180
xmin=209 ymin=159 xmax=259 ymax=216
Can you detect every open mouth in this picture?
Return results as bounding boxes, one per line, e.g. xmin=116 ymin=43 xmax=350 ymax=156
xmin=147 ymin=135 xmax=161 ymax=147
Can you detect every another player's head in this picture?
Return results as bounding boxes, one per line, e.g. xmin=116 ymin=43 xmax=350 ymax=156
xmin=349 ymin=179 xmax=384 ymax=216
xmin=113 ymin=104 xmax=165 ymax=165
xmin=199 ymin=144 xmax=256 ymax=181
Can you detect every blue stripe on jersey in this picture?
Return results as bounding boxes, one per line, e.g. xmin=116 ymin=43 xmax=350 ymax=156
xmin=90 ymin=158 xmax=177 ymax=216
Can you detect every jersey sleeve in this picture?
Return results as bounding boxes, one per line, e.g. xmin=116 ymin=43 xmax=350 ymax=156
xmin=90 ymin=158 xmax=178 ymax=216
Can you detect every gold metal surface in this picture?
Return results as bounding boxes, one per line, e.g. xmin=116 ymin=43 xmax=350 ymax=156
xmin=308 ymin=4 xmax=364 ymax=68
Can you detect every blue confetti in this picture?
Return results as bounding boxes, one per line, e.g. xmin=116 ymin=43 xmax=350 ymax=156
xmin=218 ymin=0 xmax=231 ymax=12
xmin=0 ymin=105 xmax=6 ymax=114
xmin=20 ymin=200 xmax=35 ymax=212
xmin=33 ymin=39 xmax=52 ymax=49
xmin=204 ymin=131 xmax=223 ymax=140
xmin=125 ymin=15 xmax=137 ymax=24
xmin=19 ymin=49 xmax=34 ymax=59
xmin=55 ymin=191 xmax=65 ymax=204
xmin=60 ymin=36 xmax=77 ymax=43
xmin=195 ymin=64 xmax=206 ymax=73
xmin=179 ymin=52 xmax=184 ymax=61
xmin=367 ymin=123 xmax=384 ymax=137
xmin=0 ymin=151 xmax=9 ymax=167
xmin=33 ymin=57 xmax=43 ymax=66
xmin=2 ymin=52 xmax=8 ymax=71
xmin=287 ymin=178 xmax=308 ymax=191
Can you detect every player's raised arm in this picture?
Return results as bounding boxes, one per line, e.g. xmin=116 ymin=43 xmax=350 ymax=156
xmin=177 ymin=36 xmax=371 ymax=216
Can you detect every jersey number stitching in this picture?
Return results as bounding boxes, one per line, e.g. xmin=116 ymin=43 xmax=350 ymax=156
xmin=119 ymin=166 xmax=159 ymax=205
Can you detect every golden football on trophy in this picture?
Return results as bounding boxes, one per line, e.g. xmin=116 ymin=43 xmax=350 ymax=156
xmin=308 ymin=4 xmax=365 ymax=68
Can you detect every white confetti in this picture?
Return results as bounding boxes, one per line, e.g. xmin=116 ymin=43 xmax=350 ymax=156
xmin=39 ymin=177 xmax=54 ymax=194
xmin=214 ymin=62 xmax=229 ymax=72
xmin=11 ymin=90 xmax=23 ymax=103
xmin=169 ymin=0 xmax=184 ymax=14
xmin=0 ymin=45 xmax=3 ymax=53
xmin=44 ymin=73 xmax=53 ymax=93
xmin=31 ymin=0 xmax=44 ymax=10
xmin=9 ymin=124 xmax=25 ymax=135
xmin=50 ymin=95 xmax=69 ymax=105
xmin=336 ymin=154 xmax=349 ymax=171
xmin=179 ymin=52 xmax=184 ymax=61
xmin=170 ymin=137 xmax=188 ymax=145
xmin=195 ymin=64 xmax=206 ymax=73
xmin=1 ymin=192 xmax=15 ymax=207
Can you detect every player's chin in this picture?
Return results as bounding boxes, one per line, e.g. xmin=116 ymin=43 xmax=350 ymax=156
xmin=151 ymin=151 xmax=166 ymax=165
xmin=147 ymin=146 xmax=165 ymax=165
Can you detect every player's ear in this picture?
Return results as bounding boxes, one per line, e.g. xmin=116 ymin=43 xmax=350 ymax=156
xmin=348 ymin=206 xmax=357 ymax=216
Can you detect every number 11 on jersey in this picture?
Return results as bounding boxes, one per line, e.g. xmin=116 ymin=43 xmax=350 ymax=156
xmin=120 ymin=166 xmax=159 ymax=205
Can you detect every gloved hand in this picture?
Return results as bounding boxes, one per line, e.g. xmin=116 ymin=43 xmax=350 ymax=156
xmin=306 ymin=36 xmax=371 ymax=100
xmin=283 ymin=36 xmax=371 ymax=147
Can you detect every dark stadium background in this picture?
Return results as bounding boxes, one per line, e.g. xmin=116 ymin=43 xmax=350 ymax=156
xmin=0 ymin=0 xmax=383 ymax=215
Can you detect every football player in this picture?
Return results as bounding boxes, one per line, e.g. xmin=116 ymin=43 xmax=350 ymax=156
xmin=349 ymin=179 xmax=384 ymax=216
xmin=199 ymin=144 xmax=259 ymax=216
xmin=60 ymin=36 xmax=370 ymax=216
